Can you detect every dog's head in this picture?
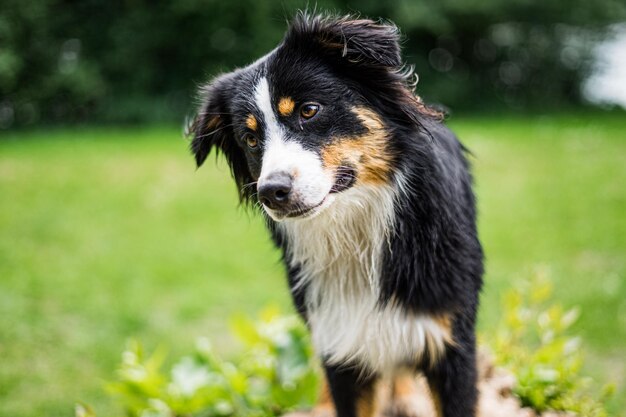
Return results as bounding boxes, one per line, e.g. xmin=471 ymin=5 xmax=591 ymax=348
xmin=190 ymin=13 xmax=436 ymax=221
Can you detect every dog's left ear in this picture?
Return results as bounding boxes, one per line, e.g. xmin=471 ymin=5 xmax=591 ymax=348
xmin=285 ymin=13 xmax=402 ymax=71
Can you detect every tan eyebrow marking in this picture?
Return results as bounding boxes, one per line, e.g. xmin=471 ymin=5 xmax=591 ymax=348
xmin=278 ymin=97 xmax=295 ymax=116
xmin=245 ymin=114 xmax=257 ymax=131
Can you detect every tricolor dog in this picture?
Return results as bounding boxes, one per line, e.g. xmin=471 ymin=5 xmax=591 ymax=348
xmin=189 ymin=13 xmax=484 ymax=417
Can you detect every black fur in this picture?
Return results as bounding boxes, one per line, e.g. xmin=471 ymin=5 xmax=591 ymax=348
xmin=189 ymin=12 xmax=483 ymax=417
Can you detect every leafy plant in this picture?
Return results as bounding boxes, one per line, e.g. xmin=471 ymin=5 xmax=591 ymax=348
xmin=83 ymin=273 xmax=615 ymax=417
xmin=491 ymin=266 xmax=614 ymax=416
xmin=105 ymin=307 xmax=318 ymax=417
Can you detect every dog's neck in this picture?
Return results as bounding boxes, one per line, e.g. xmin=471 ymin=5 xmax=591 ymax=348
xmin=278 ymin=183 xmax=397 ymax=302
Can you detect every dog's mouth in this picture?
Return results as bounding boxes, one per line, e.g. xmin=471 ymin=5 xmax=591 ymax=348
xmin=284 ymin=198 xmax=327 ymax=218
xmin=330 ymin=165 xmax=356 ymax=194
xmin=266 ymin=166 xmax=356 ymax=221
xmin=268 ymin=196 xmax=330 ymax=221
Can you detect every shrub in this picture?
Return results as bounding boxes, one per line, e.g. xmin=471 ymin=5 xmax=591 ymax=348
xmin=91 ymin=308 xmax=318 ymax=417
xmin=491 ymin=267 xmax=614 ymax=416
xmin=80 ymin=273 xmax=614 ymax=417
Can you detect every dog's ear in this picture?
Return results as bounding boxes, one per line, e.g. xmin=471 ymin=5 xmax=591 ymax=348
xmin=189 ymin=72 xmax=253 ymax=202
xmin=285 ymin=12 xmax=402 ymax=71
xmin=284 ymin=12 xmax=442 ymax=126
xmin=189 ymin=72 xmax=236 ymax=167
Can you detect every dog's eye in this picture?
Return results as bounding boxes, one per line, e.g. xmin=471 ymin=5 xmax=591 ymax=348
xmin=243 ymin=133 xmax=258 ymax=149
xmin=300 ymin=103 xmax=320 ymax=120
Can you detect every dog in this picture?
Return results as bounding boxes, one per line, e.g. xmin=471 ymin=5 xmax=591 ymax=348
xmin=189 ymin=13 xmax=484 ymax=417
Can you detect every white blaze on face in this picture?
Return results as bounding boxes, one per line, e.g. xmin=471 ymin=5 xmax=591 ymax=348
xmin=254 ymin=77 xmax=334 ymax=219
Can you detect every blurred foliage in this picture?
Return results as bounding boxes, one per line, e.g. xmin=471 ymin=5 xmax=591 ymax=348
xmin=1 ymin=0 xmax=625 ymax=127
xmin=492 ymin=266 xmax=615 ymax=416
xmin=82 ymin=273 xmax=615 ymax=417
xmin=103 ymin=308 xmax=318 ymax=417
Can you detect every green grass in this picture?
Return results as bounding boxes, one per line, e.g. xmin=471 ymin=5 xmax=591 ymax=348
xmin=0 ymin=112 xmax=625 ymax=417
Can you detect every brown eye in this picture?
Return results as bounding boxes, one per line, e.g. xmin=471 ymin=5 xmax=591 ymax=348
xmin=244 ymin=133 xmax=258 ymax=149
xmin=300 ymin=103 xmax=320 ymax=120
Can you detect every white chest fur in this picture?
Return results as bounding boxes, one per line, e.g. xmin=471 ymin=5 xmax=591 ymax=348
xmin=279 ymin=184 xmax=449 ymax=374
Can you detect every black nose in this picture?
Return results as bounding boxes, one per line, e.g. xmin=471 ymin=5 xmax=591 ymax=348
xmin=257 ymin=172 xmax=293 ymax=210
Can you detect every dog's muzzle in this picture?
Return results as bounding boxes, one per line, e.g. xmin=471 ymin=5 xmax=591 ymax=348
xmin=257 ymin=171 xmax=293 ymax=211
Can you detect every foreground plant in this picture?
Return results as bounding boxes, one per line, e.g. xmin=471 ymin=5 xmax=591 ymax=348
xmin=491 ymin=267 xmax=614 ymax=416
xmin=80 ymin=273 xmax=614 ymax=417
xmin=103 ymin=308 xmax=317 ymax=417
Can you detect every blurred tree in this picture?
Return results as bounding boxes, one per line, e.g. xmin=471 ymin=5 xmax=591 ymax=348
xmin=1 ymin=0 xmax=624 ymax=127
xmin=1 ymin=0 xmax=105 ymax=126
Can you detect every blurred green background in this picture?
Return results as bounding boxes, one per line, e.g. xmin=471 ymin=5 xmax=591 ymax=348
xmin=1 ymin=1 xmax=625 ymax=417
xmin=2 ymin=0 xmax=626 ymax=126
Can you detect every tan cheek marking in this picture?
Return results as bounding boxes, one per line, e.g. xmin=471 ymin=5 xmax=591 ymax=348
xmin=245 ymin=114 xmax=257 ymax=131
xmin=278 ymin=97 xmax=295 ymax=116
xmin=321 ymin=106 xmax=393 ymax=185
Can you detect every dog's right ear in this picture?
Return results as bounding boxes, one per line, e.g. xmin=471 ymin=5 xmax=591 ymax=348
xmin=285 ymin=12 xmax=402 ymax=72
xmin=188 ymin=72 xmax=254 ymax=202
xmin=189 ymin=73 xmax=237 ymax=168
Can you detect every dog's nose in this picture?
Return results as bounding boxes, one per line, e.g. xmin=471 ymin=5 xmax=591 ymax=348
xmin=258 ymin=172 xmax=293 ymax=210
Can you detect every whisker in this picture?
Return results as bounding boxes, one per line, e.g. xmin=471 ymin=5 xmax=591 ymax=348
xmin=242 ymin=181 xmax=258 ymax=190
xmin=191 ymin=123 xmax=236 ymax=139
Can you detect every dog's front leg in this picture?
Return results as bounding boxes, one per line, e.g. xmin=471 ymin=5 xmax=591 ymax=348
xmin=422 ymin=333 xmax=478 ymax=417
xmin=324 ymin=363 xmax=380 ymax=417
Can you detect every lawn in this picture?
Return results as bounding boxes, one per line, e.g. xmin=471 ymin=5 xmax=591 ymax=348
xmin=0 ymin=112 xmax=625 ymax=417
